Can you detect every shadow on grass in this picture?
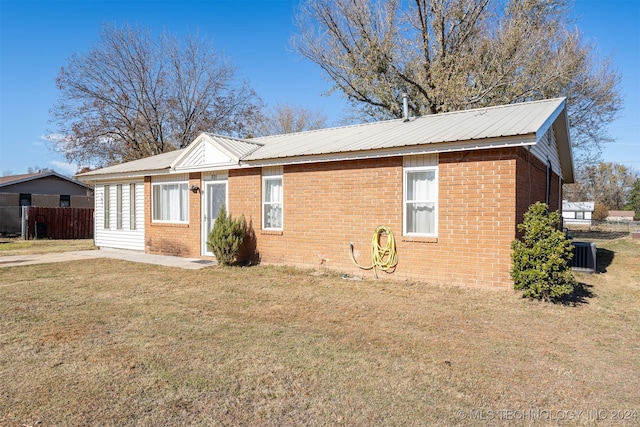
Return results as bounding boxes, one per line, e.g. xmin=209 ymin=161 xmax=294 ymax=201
xmin=596 ymin=248 xmax=615 ymax=273
xmin=557 ymin=282 xmax=595 ymax=306
xmin=569 ymin=230 xmax=629 ymax=240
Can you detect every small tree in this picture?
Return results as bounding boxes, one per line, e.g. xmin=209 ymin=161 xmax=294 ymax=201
xmin=207 ymin=205 xmax=246 ymax=266
xmin=511 ymin=202 xmax=576 ymax=302
xmin=593 ymin=202 xmax=609 ymax=221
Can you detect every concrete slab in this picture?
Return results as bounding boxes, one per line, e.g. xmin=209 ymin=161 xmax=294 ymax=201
xmin=0 ymin=252 xmax=98 ymax=268
xmin=0 ymin=248 xmax=216 ymax=269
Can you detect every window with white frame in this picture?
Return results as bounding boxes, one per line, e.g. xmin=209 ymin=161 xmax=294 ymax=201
xmin=262 ymin=175 xmax=283 ymax=230
xmin=152 ymin=181 xmax=189 ymax=223
xmin=404 ymin=167 xmax=438 ymax=236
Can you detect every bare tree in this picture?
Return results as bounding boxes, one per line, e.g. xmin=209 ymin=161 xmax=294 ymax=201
xmin=248 ymin=103 xmax=328 ymax=137
xmin=293 ymin=0 xmax=622 ymax=165
xmin=50 ymin=24 xmax=263 ymax=167
xmin=564 ymin=163 xmax=637 ymax=210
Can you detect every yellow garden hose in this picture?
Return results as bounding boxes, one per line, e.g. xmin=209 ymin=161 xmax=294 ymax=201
xmin=349 ymin=225 xmax=398 ymax=279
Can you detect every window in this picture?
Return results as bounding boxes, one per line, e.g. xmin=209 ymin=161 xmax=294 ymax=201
xmin=60 ymin=195 xmax=70 ymax=207
xmin=129 ymin=183 xmax=137 ymax=230
xmin=103 ymin=185 xmax=110 ymax=229
xmin=576 ymin=211 xmax=585 ymax=220
xmin=116 ymin=184 xmax=123 ymax=229
xmin=152 ymin=182 xmax=189 ymax=223
xmin=262 ymin=176 xmax=283 ymax=230
xmin=404 ymin=167 xmax=437 ymax=236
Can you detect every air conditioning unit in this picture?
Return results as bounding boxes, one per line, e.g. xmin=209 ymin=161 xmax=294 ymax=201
xmin=570 ymin=241 xmax=597 ymax=273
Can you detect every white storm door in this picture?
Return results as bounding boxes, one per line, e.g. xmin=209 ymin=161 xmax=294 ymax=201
xmin=202 ymin=179 xmax=228 ymax=256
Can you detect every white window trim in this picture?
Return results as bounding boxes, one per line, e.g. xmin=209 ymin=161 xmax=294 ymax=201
xmin=403 ymin=165 xmax=438 ymax=237
xmin=262 ymin=175 xmax=283 ymax=231
xmin=151 ymin=181 xmax=190 ymax=224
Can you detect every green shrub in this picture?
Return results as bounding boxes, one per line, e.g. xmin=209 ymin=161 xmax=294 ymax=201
xmin=207 ymin=205 xmax=246 ymax=266
xmin=511 ymin=202 xmax=576 ymax=302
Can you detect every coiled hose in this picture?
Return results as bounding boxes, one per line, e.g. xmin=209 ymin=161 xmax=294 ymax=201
xmin=349 ymin=225 xmax=398 ymax=279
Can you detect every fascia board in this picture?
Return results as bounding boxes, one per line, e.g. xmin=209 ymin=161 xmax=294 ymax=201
xmin=75 ymin=169 xmax=171 ymax=183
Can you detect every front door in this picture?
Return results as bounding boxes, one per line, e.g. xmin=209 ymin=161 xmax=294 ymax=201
xmin=202 ymin=179 xmax=228 ymax=256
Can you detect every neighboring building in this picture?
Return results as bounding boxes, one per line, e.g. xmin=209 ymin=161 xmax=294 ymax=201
xmin=77 ymin=98 xmax=574 ymax=289
xmin=606 ymin=210 xmax=635 ymax=222
xmin=0 ymin=171 xmax=93 ymax=236
xmin=562 ymin=201 xmax=594 ymax=225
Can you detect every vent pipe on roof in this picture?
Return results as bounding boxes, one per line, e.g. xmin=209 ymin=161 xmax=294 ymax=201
xmin=402 ymin=93 xmax=409 ymax=122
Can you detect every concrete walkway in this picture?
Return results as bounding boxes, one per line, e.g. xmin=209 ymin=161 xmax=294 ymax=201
xmin=0 ymin=248 xmax=215 ymax=269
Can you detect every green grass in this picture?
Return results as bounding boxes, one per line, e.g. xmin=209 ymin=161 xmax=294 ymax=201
xmin=0 ymin=237 xmax=638 ymax=425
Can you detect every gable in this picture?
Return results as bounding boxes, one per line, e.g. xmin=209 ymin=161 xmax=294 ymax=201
xmin=171 ymin=133 xmax=263 ymax=173
xmin=173 ymin=137 xmax=235 ymax=171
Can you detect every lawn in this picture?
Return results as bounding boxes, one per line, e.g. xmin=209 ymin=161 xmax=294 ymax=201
xmin=0 ymin=237 xmax=638 ymax=426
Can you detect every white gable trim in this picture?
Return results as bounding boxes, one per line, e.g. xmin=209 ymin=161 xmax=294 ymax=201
xmin=172 ymin=133 xmax=238 ymax=172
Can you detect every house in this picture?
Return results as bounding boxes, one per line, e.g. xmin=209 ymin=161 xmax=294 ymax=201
xmin=0 ymin=171 xmax=93 ymax=236
xmin=562 ymin=201 xmax=594 ymax=224
xmin=77 ymin=98 xmax=574 ymax=288
xmin=606 ymin=210 xmax=635 ymax=222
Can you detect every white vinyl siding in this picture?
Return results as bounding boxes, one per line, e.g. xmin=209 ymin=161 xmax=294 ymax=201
xmin=262 ymin=166 xmax=283 ymax=230
xmin=403 ymin=154 xmax=438 ymax=237
xmin=95 ymin=181 xmax=145 ymax=250
xmin=531 ymin=128 xmax=562 ymax=177
xmin=152 ymin=182 xmax=189 ymax=223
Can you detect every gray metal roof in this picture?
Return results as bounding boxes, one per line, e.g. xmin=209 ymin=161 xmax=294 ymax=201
xmin=563 ymin=201 xmax=595 ymax=211
xmin=246 ymin=98 xmax=566 ymax=160
xmin=202 ymin=133 xmax=263 ymax=159
xmin=78 ymin=150 xmax=182 ymax=177
xmin=78 ymin=98 xmax=571 ymax=181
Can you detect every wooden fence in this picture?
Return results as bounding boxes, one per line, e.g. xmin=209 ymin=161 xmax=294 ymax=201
xmin=27 ymin=207 xmax=94 ymax=239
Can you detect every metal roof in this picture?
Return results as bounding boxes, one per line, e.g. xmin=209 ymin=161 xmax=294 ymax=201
xmin=203 ymin=133 xmax=263 ymax=159
xmin=246 ymin=98 xmax=566 ymax=160
xmin=563 ymin=201 xmax=595 ymax=211
xmin=78 ymin=150 xmax=182 ymax=178
xmin=77 ymin=98 xmax=572 ymax=181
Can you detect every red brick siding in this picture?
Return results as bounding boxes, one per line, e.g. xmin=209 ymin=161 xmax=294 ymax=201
xmin=142 ymin=147 xmax=562 ymax=289
xmin=144 ymin=173 xmax=202 ymax=257
xmin=515 ymin=147 xmax=562 ymax=229
xmin=228 ymin=150 xmax=525 ymax=288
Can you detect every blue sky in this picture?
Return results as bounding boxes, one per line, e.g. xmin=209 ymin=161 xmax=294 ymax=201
xmin=0 ymin=0 xmax=638 ymax=176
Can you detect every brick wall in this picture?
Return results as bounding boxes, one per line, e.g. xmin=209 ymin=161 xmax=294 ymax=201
xmin=141 ymin=146 xmax=562 ymax=289
xmin=144 ymin=173 xmax=202 ymax=257
xmin=226 ymin=148 xmax=560 ymax=288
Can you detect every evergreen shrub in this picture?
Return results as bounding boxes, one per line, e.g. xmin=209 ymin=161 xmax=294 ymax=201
xmin=511 ymin=202 xmax=576 ymax=301
xmin=207 ymin=205 xmax=246 ymax=266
